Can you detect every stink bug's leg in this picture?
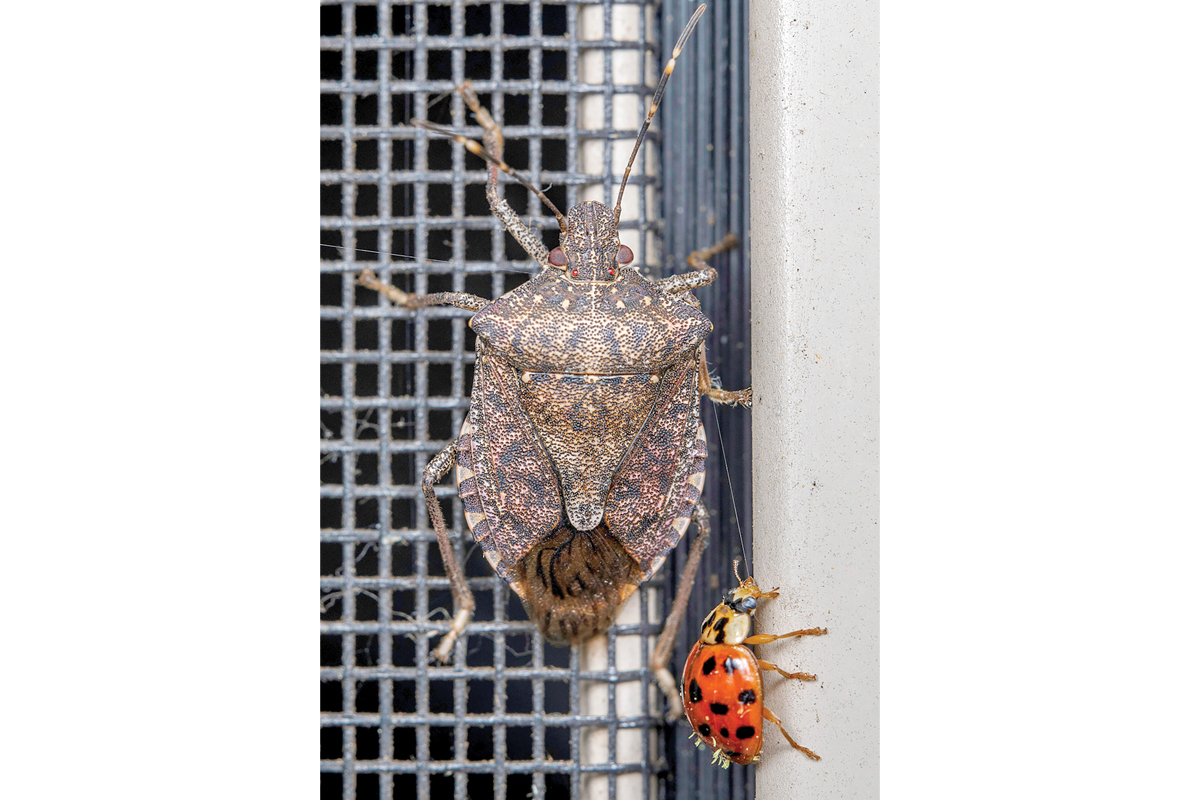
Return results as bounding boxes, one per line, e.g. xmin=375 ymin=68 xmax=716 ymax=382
xmin=652 ymin=269 xmax=713 ymax=295
xmin=653 ymin=232 xmax=739 ymax=295
xmin=358 ymin=269 xmax=490 ymax=311
xmin=652 ymin=500 xmax=711 ymax=720
xmin=688 ymin=232 xmax=740 ymax=273
xmin=756 ymin=659 xmax=819 ymax=682
xmin=763 ymin=706 xmax=821 ymax=761
xmin=455 ymin=83 xmax=554 ymax=269
xmin=697 ymin=341 xmax=753 ymax=407
xmin=744 ymin=626 xmax=829 ymax=647
xmin=422 ymin=440 xmax=476 ymax=663
xmin=653 ymin=232 xmax=753 ymax=407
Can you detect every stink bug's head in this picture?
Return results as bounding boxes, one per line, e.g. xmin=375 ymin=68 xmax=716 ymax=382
xmin=700 ymin=573 xmax=780 ymax=646
xmin=550 ymin=201 xmax=634 ymax=282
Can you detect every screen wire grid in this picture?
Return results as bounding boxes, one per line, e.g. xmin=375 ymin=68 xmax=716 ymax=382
xmin=320 ymin=2 xmax=752 ymax=798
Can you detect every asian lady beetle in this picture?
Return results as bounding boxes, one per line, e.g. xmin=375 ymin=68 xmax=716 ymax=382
xmin=681 ymin=570 xmax=827 ymax=768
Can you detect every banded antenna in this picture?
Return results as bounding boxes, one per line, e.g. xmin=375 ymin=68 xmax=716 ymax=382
xmin=612 ymin=3 xmax=707 ymax=224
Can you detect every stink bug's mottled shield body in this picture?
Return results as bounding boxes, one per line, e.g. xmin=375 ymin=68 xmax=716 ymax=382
xmin=682 ymin=570 xmax=828 ymax=767
xmin=359 ymin=6 xmax=748 ymax=704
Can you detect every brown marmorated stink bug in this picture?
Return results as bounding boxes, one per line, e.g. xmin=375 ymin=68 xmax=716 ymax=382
xmin=359 ymin=4 xmax=746 ymax=715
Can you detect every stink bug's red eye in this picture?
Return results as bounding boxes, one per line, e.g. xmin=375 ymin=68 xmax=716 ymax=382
xmin=608 ymin=268 xmax=615 ymax=275
xmin=617 ymin=244 xmax=634 ymax=264
xmin=549 ymin=247 xmax=568 ymax=267
xmin=571 ymin=269 xmax=578 ymax=277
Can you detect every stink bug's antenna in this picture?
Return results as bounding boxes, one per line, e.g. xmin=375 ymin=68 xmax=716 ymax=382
xmin=612 ymin=3 xmax=706 ymax=224
xmin=712 ymin=400 xmax=750 ymax=574
xmin=413 ymin=120 xmax=569 ymax=232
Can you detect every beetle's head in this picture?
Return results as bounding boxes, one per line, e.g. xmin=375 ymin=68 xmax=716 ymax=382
xmin=549 ymin=201 xmax=634 ymax=282
xmin=722 ymin=579 xmax=768 ymax=615
xmin=700 ymin=574 xmax=780 ymax=646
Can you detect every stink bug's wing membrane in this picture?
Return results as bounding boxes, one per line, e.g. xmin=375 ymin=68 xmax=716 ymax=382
xmin=604 ymin=359 xmax=705 ymax=572
xmin=465 ymin=347 xmax=563 ymax=577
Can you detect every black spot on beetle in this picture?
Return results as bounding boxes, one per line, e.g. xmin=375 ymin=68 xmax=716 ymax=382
xmin=736 ymin=726 xmax=756 ymax=740
xmin=688 ymin=679 xmax=702 ymax=703
xmin=702 ymin=610 xmax=715 ymax=629
xmin=714 ymin=630 xmax=725 ymax=645
xmin=738 ymin=689 xmax=756 ymax=704
xmin=698 ymin=723 xmax=711 ymax=737
xmin=713 ymin=616 xmax=729 ymax=632
xmin=720 ymin=727 xmax=729 ymax=738
xmin=702 ymin=656 xmax=717 ymax=675
xmin=709 ymin=702 xmax=729 ymax=716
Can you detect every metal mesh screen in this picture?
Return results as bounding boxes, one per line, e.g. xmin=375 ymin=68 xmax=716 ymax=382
xmin=658 ymin=4 xmax=754 ymax=797
xmin=320 ymin=2 xmax=752 ymax=798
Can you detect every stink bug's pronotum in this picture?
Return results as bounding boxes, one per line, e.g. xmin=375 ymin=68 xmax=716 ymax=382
xmin=682 ymin=569 xmax=828 ymax=767
xmin=358 ymin=3 xmax=749 ymax=708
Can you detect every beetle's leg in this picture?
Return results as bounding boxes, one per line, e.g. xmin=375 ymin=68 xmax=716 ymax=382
xmin=744 ymin=627 xmax=829 ymax=647
xmin=652 ymin=499 xmax=710 ymax=719
xmin=358 ymin=269 xmax=490 ymax=311
xmin=422 ymin=440 xmax=476 ymax=663
xmin=763 ymin=706 xmax=821 ymax=761
xmin=653 ymin=233 xmax=739 ymax=294
xmin=697 ymin=341 xmax=753 ymax=407
xmin=456 ymin=83 xmax=553 ymax=269
xmin=756 ymin=659 xmax=819 ymax=682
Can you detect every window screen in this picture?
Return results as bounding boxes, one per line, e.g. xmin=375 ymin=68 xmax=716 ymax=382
xmin=320 ymin=2 xmax=752 ymax=797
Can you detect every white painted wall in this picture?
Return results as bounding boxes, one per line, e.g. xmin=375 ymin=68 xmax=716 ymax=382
xmin=748 ymin=1 xmax=879 ymax=796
